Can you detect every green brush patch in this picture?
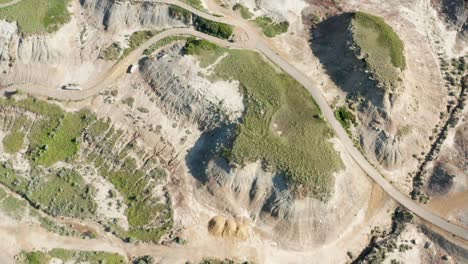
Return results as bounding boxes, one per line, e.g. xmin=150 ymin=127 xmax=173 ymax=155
xmin=99 ymin=158 xmax=172 ymax=242
xmin=183 ymin=38 xmax=226 ymax=67
xmin=254 ymin=16 xmax=289 ymax=37
xmin=335 ymin=106 xmax=356 ymax=131
xmin=351 ymin=11 xmax=406 ymax=88
xmin=0 ymin=98 xmax=94 ymax=166
xmin=186 ymin=40 xmax=343 ymax=200
xmin=19 ymin=249 xmax=126 ymax=264
xmin=233 ymin=4 xmax=253 ymax=20
xmin=122 ymin=30 xmax=160 ymax=58
xmin=2 ymin=131 xmax=24 ymax=154
xmin=0 ymin=164 xmax=97 ymax=219
xmin=0 ymin=0 xmax=72 ymax=33
xmin=181 ymin=0 xmax=204 ymax=11
xmin=144 ymin=36 xmax=189 ymax=56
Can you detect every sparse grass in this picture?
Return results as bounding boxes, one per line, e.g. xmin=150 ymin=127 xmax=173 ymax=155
xmin=19 ymin=249 xmax=126 ymax=264
xmin=0 ymin=0 xmax=71 ymax=33
xmin=143 ymin=36 xmax=188 ymax=56
xmin=0 ymin=0 xmax=14 ymax=4
xmin=28 ymin=109 xmax=94 ymax=166
xmin=122 ymin=97 xmax=135 ymax=108
xmin=168 ymin=5 xmax=192 ymax=24
xmin=99 ymin=158 xmax=173 ymax=242
xmin=181 ymin=0 xmax=204 ymax=11
xmin=20 ymin=251 xmax=50 ymax=264
xmin=352 ymin=12 xmax=406 ymax=88
xmin=254 ymin=16 xmax=289 ymax=37
xmin=183 ymin=38 xmax=227 ymax=67
xmin=0 ymin=98 xmax=94 ymax=166
xmin=0 ymin=164 xmax=97 ymax=219
xmin=190 ymin=43 xmax=343 ymax=199
xmin=0 ymin=185 xmax=82 ymax=237
xmin=0 ymin=98 xmax=173 ymax=243
xmin=100 ymin=42 xmax=122 ymax=61
xmin=28 ymin=168 xmax=97 ymax=218
xmin=0 ymin=195 xmax=27 ymax=219
xmin=122 ymin=30 xmax=160 ymax=57
xmin=2 ymin=131 xmax=24 ymax=153
xmin=233 ymin=4 xmax=253 ymax=20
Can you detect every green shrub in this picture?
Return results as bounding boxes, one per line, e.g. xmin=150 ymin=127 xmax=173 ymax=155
xmin=335 ymin=106 xmax=356 ymax=130
xmin=183 ymin=38 xmax=226 ymax=67
xmin=122 ymin=30 xmax=160 ymax=57
xmin=254 ymin=16 xmax=289 ymax=37
xmin=194 ymin=16 xmax=233 ymax=39
xmin=168 ymin=5 xmax=192 ymax=24
xmin=181 ymin=0 xmax=204 ymax=11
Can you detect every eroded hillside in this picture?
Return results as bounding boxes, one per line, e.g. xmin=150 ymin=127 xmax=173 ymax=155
xmin=0 ymin=0 xmax=466 ymax=263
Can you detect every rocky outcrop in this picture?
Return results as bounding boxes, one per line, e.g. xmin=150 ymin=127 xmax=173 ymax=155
xmin=139 ymin=45 xmax=243 ymax=129
xmin=361 ymin=129 xmax=403 ymax=170
xmin=80 ymin=0 xmax=185 ymax=31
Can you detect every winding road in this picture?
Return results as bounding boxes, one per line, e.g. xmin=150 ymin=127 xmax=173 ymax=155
xmin=1 ymin=0 xmax=467 ymax=242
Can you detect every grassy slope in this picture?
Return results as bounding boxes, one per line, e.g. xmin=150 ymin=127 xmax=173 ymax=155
xmin=0 ymin=0 xmax=71 ymax=33
xmin=187 ymin=39 xmax=343 ymax=199
xmin=254 ymin=16 xmax=289 ymax=38
xmin=2 ymin=131 xmax=24 ymax=153
xmin=0 ymin=98 xmax=172 ymax=242
xmin=352 ymin=12 xmax=406 ymax=88
xmin=233 ymin=4 xmax=253 ymax=20
xmin=181 ymin=0 xmax=204 ymax=11
xmin=19 ymin=249 xmax=126 ymax=264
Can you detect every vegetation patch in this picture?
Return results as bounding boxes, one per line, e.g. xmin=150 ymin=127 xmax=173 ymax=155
xmin=18 ymin=249 xmax=126 ymax=264
xmin=168 ymin=5 xmax=233 ymax=39
xmin=0 ymin=164 xmax=97 ymax=219
xmin=98 ymin=158 xmax=172 ymax=242
xmin=181 ymin=0 xmax=204 ymax=11
xmin=0 ymin=98 xmax=94 ymax=166
xmin=100 ymin=42 xmax=122 ymax=61
xmin=233 ymin=4 xmax=253 ymax=20
xmin=168 ymin=5 xmax=192 ymax=24
xmin=186 ymin=40 xmax=343 ymax=199
xmin=334 ymin=106 xmax=356 ymax=131
xmin=0 ymin=98 xmax=173 ymax=243
xmin=183 ymin=38 xmax=227 ymax=67
xmin=193 ymin=16 xmax=233 ymax=39
xmin=254 ymin=16 xmax=289 ymax=37
xmin=351 ymin=11 xmax=406 ymax=88
xmin=0 ymin=0 xmax=72 ymax=33
xmin=143 ymin=36 xmax=188 ymax=56
xmin=2 ymin=131 xmax=24 ymax=154
xmin=0 ymin=193 xmax=27 ymax=219
xmin=122 ymin=30 xmax=160 ymax=57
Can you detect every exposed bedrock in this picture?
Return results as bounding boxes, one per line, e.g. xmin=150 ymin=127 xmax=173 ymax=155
xmin=80 ymin=0 xmax=185 ymax=31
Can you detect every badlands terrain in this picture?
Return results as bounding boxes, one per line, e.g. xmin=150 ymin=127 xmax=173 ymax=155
xmin=0 ymin=0 xmax=466 ymax=263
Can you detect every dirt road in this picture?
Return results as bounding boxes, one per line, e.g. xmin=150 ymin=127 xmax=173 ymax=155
xmin=1 ymin=0 xmax=467 ymax=241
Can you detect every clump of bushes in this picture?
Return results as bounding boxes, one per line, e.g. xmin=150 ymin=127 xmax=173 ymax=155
xmin=254 ymin=16 xmax=289 ymax=37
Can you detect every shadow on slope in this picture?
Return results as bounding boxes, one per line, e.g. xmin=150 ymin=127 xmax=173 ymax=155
xmin=310 ymin=13 xmax=385 ymax=108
